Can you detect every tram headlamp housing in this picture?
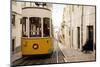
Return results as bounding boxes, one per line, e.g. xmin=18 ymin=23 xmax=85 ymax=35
xmin=32 ymin=44 xmax=39 ymax=49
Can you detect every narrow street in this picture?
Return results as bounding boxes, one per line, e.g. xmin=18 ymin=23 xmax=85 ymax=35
xmin=12 ymin=37 xmax=96 ymax=66
xmin=58 ymin=41 xmax=96 ymax=63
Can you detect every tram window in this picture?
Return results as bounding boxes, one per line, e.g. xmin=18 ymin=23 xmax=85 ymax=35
xmin=29 ymin=17 xmax=41 ymax=37
xmin=35 ymin=2 xmax=46 ymax=7
xmin=12 ymin=14 xmax=15 ymax=26
xmin=22 ymin=17 xmax=27 ymax=37
xmin=43 ymin=18 xmax=50 ymax=37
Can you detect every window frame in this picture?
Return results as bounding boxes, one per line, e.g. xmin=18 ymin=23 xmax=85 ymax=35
xmin=12 ymin=14 xmax=15 ymax=26
xmin=12 ymin=38 xmax=15 ymax=52
xmin=22 ymin=17 xmax=27 ymax=37
xmin=43 ymin=17 xmax=51 ymax=37
xmin=29 ymin=17 xmax=41 ymax=37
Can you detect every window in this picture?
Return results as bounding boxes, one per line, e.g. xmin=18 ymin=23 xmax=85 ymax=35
xmin=12 ymin=14 xmax=15 ymax=26
xmin=22 ymin=17 xmax=27 ymax=37
xmin=43 ymin=18 xmax=50 ymax=37
xmin=24 ymin=2 xmax=26 ymax=6
xmin=12 ymin=39 xmax=15 ymax=52
xmin=35 ymin=2 xmax=46 ymax=7
xmin=42 ymin=3 xmax=46 ymax=7
xmin=29 ymin=17 xmax=41 ymax=37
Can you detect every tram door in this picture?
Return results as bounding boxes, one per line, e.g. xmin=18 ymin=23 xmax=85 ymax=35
xmin=87 ymin=26 xmax=93 ymax=51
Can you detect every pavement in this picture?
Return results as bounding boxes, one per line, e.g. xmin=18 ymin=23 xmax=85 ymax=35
xmin=11 ymin=52 xmax=22 ymax=62
xmin=58 ymin=42 xmax=96 ymax=62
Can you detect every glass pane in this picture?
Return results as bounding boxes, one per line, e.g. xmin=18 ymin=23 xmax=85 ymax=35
xmin=22 ymin=17 xmax=27 ymax=37
xmin=29 ymin=17 xmax=41 ymax=37
xmin=43 ymin=18 xmax=50 ymax=37
xmin=12 ymin=14 xmax=15 ymax=26
xmin=12 ymin=39 xmax=15 ymax=52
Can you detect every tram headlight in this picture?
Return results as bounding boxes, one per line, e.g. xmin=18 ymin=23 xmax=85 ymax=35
xmin=32 ymin=44 xmax=39 ymax=49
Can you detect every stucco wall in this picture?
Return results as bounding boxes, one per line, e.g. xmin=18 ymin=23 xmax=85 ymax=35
xmin=61 ymin=5 xmax=96 ymax=50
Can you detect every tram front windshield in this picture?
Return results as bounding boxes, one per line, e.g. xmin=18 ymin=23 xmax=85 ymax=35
xmin=22 ymin=17 xmax=50 ymax=37
xmin=29 ymin=17 xmax=41 ymax=37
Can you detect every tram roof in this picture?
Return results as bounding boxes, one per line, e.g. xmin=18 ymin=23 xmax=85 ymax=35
xmin=22 ymin=7 xmax=51 ymax=11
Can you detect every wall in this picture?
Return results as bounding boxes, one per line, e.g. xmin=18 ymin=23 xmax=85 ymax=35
xmin=61 ymin=5 xmax=96 ymax=50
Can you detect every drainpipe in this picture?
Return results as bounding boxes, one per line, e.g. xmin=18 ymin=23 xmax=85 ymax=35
xmin=81 ymin=6 xmax=84 ymax=50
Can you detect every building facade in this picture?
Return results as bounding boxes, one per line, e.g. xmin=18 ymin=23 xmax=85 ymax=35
xmin=60 ymin=5 xmax=96 ymax=51
xmin=12 ymin=0 xmax=22 ymax=61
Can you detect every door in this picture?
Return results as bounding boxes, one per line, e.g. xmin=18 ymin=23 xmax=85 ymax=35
xmin=77 ymin=27 xmax=80 ymax=49
xmin=12 ymin=39 xmax=15 ymax=52
xmin=87 ymin=26 xmax=93 ymax=51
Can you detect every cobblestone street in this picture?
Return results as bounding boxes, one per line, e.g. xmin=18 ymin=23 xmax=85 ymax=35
xmin=58 ymin=42 xmax=96 ymax=62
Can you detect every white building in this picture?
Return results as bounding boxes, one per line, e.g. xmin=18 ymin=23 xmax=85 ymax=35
xmin=12 ymin=0 xmax=22 ymax=61
xmin=61 ymin=5 xmax=96 ymax=51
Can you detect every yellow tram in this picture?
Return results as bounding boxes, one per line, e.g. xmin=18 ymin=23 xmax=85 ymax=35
xmin=21 ymin=3 xmax=54 ymax=56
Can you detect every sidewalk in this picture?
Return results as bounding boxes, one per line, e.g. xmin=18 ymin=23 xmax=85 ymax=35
xmin=11 ymin=52 xmax=22 ymax=62
xmin=58 ymin=42 xmax=96 ymax=62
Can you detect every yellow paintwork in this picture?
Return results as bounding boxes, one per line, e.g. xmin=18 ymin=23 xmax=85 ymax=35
xmin=21 ymin=37 xmax=53 ymax=55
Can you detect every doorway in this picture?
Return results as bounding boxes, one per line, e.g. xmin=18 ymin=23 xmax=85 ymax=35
xmin=77 ymin=27 xmax=80 ymax=49
xmin=12 ymin=39 xmax=15 ymax=52
xmin=87 ymin=25 xmax=94 ymax=51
